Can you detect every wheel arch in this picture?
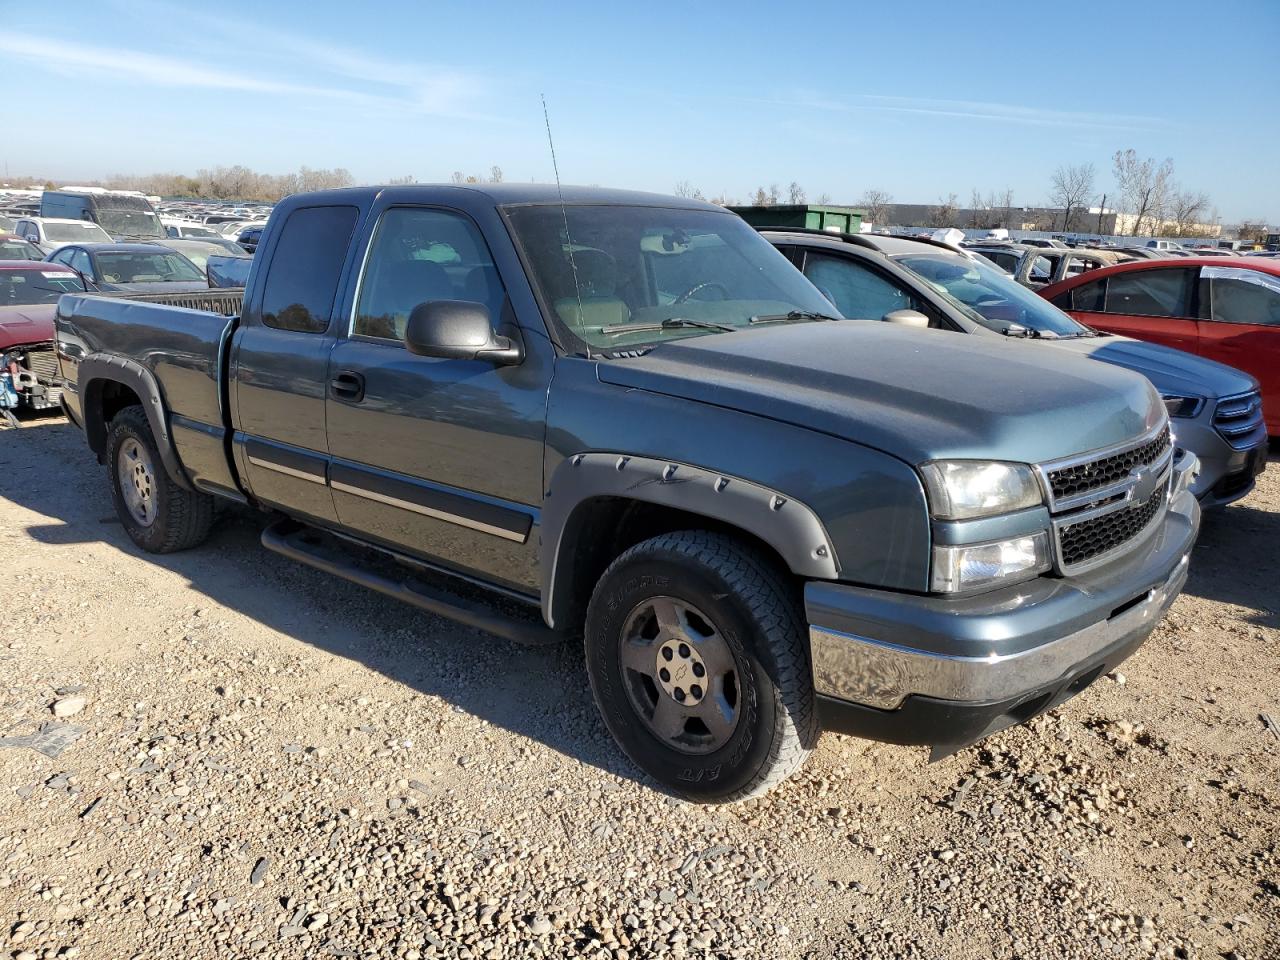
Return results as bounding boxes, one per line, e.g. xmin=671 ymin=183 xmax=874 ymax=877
xmin=540 ymin=453 xmax=838 ymax=630
xmin=79 ymin=355 xmax=192 ymax=490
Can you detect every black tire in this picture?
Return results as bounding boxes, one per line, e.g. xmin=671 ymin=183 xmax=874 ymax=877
xmin=584 ymin=530 xmax=817 ymax=802
xmin=106 ymin=405 xmax=214 ymax=553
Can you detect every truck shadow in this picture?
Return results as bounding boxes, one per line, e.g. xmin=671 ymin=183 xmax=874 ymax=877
xmin=3 ymin=421 xmax=646 ymax=791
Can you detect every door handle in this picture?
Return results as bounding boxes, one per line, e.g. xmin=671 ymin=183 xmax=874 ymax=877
xmin=329 ymin=370 xmax=365 ymax=402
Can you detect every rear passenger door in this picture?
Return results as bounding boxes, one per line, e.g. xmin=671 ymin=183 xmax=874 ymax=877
xmin=324 ymin=203 xmax=551 ymax=593
xmin=229 ymin=204 xmax=362 ymax=524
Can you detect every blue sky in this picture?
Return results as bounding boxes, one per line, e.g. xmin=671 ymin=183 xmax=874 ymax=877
xmin=2 ymin=0 xmax=1277 ymax=221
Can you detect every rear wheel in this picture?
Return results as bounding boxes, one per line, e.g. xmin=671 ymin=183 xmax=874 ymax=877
xmin=585 ymin=530 xmax=816 ymax=802
xmin=107 ymin=406 xmax=214 ymax=553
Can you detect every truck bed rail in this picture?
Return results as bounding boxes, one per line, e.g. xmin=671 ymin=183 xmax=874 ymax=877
xmin=88 ymin=288 xmax=244 ymax=316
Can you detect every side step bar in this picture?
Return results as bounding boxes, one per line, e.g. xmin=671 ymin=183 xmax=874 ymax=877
xmin=261 ymin=520 xmax=562 ymax=647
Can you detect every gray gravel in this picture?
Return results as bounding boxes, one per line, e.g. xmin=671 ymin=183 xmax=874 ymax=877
xmin=0 ymin=419 xmax=1276 ymax=959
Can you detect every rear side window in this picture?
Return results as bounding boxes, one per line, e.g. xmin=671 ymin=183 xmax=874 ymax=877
xmin=1200 ymin=266 xmax=1280 ymax=326
xmin=260 ymin=206 xmax=359 ymax=333
xmin=1104 ymin=268 xmax=1195 ymax=317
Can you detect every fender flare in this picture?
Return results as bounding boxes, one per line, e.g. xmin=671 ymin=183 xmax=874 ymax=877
xmin=540 ymin=452 xmax=839 ymax=628
xmin=78 ymin=354 xmax=193 ymax=490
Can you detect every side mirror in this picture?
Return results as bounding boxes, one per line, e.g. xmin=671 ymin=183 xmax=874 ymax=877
xmin=404 ymin=300 xmax=523 ymax=365
xmin=882 ymin=309 xmax=930 ymax=328
xmin=25 ymin=233 xmax=39 ymax=243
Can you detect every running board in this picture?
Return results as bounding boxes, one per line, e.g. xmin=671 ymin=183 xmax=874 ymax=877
xmin=261 ymin=520 xmax=562 ymax=647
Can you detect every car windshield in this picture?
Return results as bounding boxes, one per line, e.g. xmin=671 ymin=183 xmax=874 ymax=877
xmin=505 ymin=204 xmax=837 ymax=352
xmin=96 ymin=251 xmax=204 ymax=283
xmin=45 ymin=222 xmax=111 ymax=242
xmin=895 ymin=252 xmax=1092 ymax=337
xmin=179 ymin=225 xmax=219 ymax=238
xmin=1 ymin=239 xmax=44 ymax=260
xmin=0 ymin=268 xmax=83 ymax=305
xmin=95 ymin=202 xmax=165 ymax=240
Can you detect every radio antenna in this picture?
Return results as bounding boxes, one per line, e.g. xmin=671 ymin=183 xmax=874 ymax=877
xmin=542 ymin=94 xmax=586 ymax=344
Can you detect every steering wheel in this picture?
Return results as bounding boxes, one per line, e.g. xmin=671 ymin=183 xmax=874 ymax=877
xmin=674 ymin=281 xmax=730 ymax=304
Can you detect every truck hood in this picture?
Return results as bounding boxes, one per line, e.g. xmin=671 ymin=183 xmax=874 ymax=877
xmin=597 ymin=323 xmax=1164 ymax=466
xmin=1044 ymin=334 xmax=1258 ymax=400
xmin=0 ymin=304 xmax=55 ymax=351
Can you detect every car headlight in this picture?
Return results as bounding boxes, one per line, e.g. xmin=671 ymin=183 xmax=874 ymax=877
xmin=931 ymin=532 xmax=1052 ymax=593
xmin=1161 ymin=394 xmax=1203 ymax=419
xmin=919 ymin=461 xmax=1043 ymax=520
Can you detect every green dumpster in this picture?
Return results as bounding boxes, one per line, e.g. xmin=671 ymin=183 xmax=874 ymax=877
xmin=729 ymin=204 xmax=864 ymax=234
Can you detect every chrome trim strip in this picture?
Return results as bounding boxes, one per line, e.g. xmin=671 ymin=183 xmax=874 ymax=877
xmin=810 ymin=553 xmax=1188 ymax=709
xmin=331 ymin=479 xmax=527 ymax=543
xmin=247 ymin=455 xmax=326 ymax=485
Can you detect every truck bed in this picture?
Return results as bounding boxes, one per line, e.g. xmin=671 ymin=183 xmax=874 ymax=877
xmin=56 ymin=290 xmax=242 ymax=497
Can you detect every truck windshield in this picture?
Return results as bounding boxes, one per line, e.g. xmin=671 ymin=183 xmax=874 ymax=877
xmin=94 ymin=198 xmax=165 ymax=240
xmin=96 ymin=252 xmax=204 ymax=284
xmin=895 ymin=253 xmax=1093 ymax=338
xmin=0 ymin=268 xmax=84 ymax=306
xmin=505 ymin=204 xmax=838 ymax=352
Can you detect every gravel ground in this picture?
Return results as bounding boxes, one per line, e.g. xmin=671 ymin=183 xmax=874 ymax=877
xmin=1 ymin=416 xmax=1276 ymax=960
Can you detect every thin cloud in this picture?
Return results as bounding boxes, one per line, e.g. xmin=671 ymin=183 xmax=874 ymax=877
xmin=0 ymin=28 xmax=490 ymax=120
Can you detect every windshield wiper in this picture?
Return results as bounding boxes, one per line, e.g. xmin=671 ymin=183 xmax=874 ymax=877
xmin=600 ymin=317 xmax=736 ymax=336
xmin=749 ymin=310 xmax=840 ymax=324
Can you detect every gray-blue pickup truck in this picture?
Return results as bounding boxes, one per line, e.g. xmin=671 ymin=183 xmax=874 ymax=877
xmin=55 ymin=185 xmax=1200 ymax=801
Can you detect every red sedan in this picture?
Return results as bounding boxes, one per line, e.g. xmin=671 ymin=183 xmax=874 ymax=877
xmin=1040 ymin=257 xmax=1279 ymax=436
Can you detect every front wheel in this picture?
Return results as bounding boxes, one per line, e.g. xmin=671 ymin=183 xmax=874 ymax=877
xmin=107 ymin=406 xmax=214 ymax=553
xmin=584 ymin=531 xmax=817 ymax=802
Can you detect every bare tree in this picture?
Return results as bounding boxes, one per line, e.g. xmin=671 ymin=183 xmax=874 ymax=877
xmin=752 ymin=186 xmax=768 ymax=206
xmin=767 ymin=183 xmax=781 ymax=205
xmin=968 ymin=189 xmax=985 ymax=228
xmin=857 ymin=189 xmax=893 ymax=227
xmin=1236 ymin=221 xmax=1268 ymax=244
xmin=1166 ymin=189 xmax=1212 ymax=235
xmin=451 ymin=171 xmax=466 ymax=185
xmin=814 ymin=192 xmax=831 ymax=205
xmin=674 ymin=180 xmax=695 ymax=198
xmin=992 ymin=188 xmax=1014 ymax=229
xmin=489 ymin=166 xmax=503 ymax=183
xmin=1049 ymin=163 xmax=1096 ymax=231
xmin=929 ymin=193 xmax=959 ymax=228
xmin=386 ymin=174 xmax=415 ymax=185
xmin=1113 ymin=149 xmax=1174 ymax=237
xmin=788 ymin=181 xmax=806 ymax=204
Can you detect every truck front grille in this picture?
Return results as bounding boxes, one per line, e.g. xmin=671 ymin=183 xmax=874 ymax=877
xmin=1057 ymin=486 xmax=1165 ymax=567
xmin=22 ymin=348 xmax=59 ymax=381
xmin=1045 ymin=425 xmax=1170 ymax=506
xmin=1212 ymin=391 xmax=1265 ymax=450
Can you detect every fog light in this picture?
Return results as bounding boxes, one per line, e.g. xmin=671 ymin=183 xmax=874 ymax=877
xmin=931 ymin=532 xmax=1051 ymax=593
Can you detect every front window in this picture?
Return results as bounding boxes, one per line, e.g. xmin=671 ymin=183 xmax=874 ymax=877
xmin=802 ymin=253 xmax=923 ymax=320
xmin=95 ymin=251 xmax=204 ymax=284
xmin=504 ymin=204 xmax=835 ymax=352
xmin=1200 ymin=266 xmax=1280 ymax=326
xmin=896 ymin=253 xmax=1092 ymax=337
xmin=44 ymin=222 xmax=111 ymax=242
xmin=0 ymin=268 xmax=84 ymax=306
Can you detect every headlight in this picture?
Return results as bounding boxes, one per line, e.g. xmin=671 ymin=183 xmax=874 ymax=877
xmin=919 ymin=460 xmax=1043 ymax=520
xmin=931 ymin=532 xmax=1052 ymax=593
xmin=1161 ymin=394 xmax=1203 ymax=419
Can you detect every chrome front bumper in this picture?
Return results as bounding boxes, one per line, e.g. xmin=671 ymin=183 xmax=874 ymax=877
xmin=807 ymin=456 xmax=1200 ymax=714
